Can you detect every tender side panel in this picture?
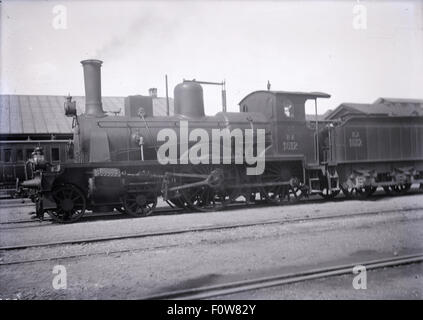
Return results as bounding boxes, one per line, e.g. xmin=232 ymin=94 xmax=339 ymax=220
xmin=333 ymin=117 xmax=423 ymax=163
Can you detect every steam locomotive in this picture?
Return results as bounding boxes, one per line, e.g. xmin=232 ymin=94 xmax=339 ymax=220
xmin=20 ymin=59 xmax=423 ymax=222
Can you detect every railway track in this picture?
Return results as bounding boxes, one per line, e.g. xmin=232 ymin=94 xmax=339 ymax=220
xmin=0 ymin=203 xmax=34 ymax=209
xmin=0 ymin=199 xmax=34 ymax=209
xmin=0 ymin=206 xmax=184 ymax=227
xmin=139 ymin=253 xmax=423 ymax=300
xmin=2 ymin=189 xmax=422 ymax=228
xmin=0 ymin=206 xmax=421 ymax=265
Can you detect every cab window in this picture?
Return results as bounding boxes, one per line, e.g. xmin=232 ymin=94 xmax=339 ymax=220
xmin=51 ymin=147 xmax=60 ymax=162
xmin=16 ymin=149 xmax=24 ymax=162
xmin=66 ymin=142 xmax=74 ymax=160
xmin=4 ymin=149 xmax=12 ymax=162
xmin=26 ymin=149 xmax=34 ymax=160
xmin=281 ymin=99 xmax=294 ymax=118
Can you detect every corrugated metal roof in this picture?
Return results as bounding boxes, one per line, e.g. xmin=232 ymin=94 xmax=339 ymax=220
xmin=325 ymin=101 xmax=423 ymax=120
xmin=343 ymin=103 xmax=392 ymax=115
xmin=152 ymin=97 xmax=174 ymax=116
xmin=372 ymin=97 xmax=423 ymax=116
xmin=374 ymin=97 xmax=423 ymax=105
xmin=347 ymin=102 xmax=423 ymax=117
xmin=0 ymin=95 xmax=174 ymax=135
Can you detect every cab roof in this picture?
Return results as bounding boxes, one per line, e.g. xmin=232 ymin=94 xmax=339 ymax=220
xmin=239 ymin=90 xmax=331 ymax=105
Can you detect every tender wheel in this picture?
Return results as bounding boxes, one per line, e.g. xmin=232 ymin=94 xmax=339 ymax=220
xmin=391 ymin=184 xmax=411 ymax=195
xmin=341 ymin=186 xmax=357 ymax=198
xmin=366 ymin=186 xmax=377 ymax=196
xmin=319 ymin=188 xmax=340 ymax=200
xmin=383 ymin=186 xmax=393 ymax=195
xmin=48 ymin=184 xmax=86 ymax=223
xmin=341 ymin=186 xmax=375 ymax=199
xmin=357 ymin=186 xmax=376 ymax=197
xmin=383 ymin=184 xmax=410 ymax=195
xmin=123 ymin=192 xmax=157 ymax=217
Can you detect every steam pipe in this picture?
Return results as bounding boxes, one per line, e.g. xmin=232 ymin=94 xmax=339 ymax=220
xmin=80 ymin=59 xmax=105 ymax=117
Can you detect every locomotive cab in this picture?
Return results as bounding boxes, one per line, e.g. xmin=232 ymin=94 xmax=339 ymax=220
xmin=239 ymin=90 xmax=330 ymax=165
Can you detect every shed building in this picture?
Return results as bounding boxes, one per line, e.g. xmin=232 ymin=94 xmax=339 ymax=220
xmin=325 ymin=98 xmax=423 ymax=120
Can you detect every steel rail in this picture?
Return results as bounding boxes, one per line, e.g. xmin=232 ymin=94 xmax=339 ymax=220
xmin=0 ymin=206 xmax=421 ymax=253
xmin=0 ymin=206 xmax=183 ymax=227
xmin=0 ymin=203 xmax=34 ymax=209
xmin=139 ymin=253 xmax=423 ymax=300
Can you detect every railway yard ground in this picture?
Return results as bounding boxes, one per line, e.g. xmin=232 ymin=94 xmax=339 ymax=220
xmin=0 ymin=189 xmax=422 ymax=300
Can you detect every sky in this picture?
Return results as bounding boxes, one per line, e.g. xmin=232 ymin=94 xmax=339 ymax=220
xmin=1 ymin=0 xmax=422 ymax=115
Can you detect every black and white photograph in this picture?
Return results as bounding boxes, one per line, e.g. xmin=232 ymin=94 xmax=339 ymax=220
xmin=0 ymin=0 xmax=422 ymax=306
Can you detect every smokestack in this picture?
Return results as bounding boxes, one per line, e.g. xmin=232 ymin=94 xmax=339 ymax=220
xmin=81 ymin=59 xmax=105 ymax=117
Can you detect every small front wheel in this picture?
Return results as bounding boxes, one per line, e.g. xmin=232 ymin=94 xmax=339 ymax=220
xmin=47 ymin=184 xmax=86 ymax=223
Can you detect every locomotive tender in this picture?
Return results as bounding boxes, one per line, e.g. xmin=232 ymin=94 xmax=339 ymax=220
xmin=20 ymin=59 xmax=423 ymax=222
